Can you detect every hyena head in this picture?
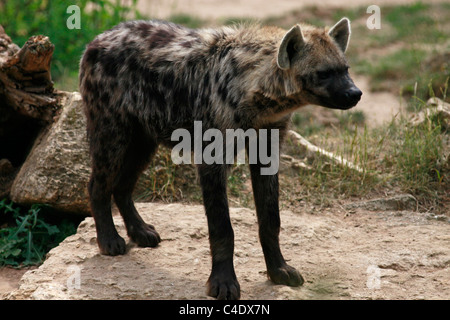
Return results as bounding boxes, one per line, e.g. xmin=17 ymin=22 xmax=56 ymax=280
xmin=277 ymin=18 xmax=362 ymax=110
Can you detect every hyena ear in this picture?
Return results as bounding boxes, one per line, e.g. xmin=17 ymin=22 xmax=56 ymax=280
xmin=277 ymin=25 xmax=305 ymax=70
xmin=328 ymin=18 xmax=351 ymax=53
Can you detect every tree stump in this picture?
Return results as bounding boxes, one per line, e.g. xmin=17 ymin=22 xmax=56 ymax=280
xmin=0 ymin=25 xmax=61 ymax=198
xmin=0 ymin=25 xmax=58 ymax=122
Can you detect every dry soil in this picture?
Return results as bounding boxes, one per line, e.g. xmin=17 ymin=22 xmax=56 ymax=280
xmin=4 ymin=202 xmax=450 ymax=300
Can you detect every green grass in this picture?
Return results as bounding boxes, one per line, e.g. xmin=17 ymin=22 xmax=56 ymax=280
xmin=355 ymin=48 xmax=427 ymax=91
xmin=0 ymin=200 xmax=79 ymax=267
xmin=384 ymin=2 xmax=446 ymax=44
xmin=354 ymin=45 xmax=449 ymax=101
xmin=391 ymin=118 xmax=444 ymax=195
xmin=291 ymin=111 xmax=325 ymax=137
xmin=351 ymin=2 xmax=450 ymax=101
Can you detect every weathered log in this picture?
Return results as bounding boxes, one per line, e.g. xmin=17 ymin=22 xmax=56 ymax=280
xmin=0 ymin=26 xmax=63 ymax=199
xmin=0 ymin=25 xmax=59 ymax=123
xmin=0 ymin=25 xmax=19 ymax=58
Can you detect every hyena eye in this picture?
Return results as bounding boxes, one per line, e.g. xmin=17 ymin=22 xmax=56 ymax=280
xmin=317 ymin=70 xmax=333 ymax=80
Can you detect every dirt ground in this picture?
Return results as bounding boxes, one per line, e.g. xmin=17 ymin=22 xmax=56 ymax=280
xmin=0 ymin=268 xmax=31 ymax=296
xmin=3 ymin=202 xmax=449 ymax=300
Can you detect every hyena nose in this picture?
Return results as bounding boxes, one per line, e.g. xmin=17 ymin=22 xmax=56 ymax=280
xmin=345 ymin=87 xmax=362 ymax=104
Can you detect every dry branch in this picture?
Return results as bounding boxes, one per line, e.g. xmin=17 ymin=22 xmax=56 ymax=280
xmin=285 ymin=129 xmax=363 ymax=173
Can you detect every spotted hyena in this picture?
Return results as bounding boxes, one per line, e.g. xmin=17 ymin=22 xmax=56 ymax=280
xmin=79 ymin=18 xmax=361 ymax=300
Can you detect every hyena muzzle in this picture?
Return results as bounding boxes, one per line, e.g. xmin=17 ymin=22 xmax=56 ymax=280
xmin=79 ymin=17 xmax=361 ymax=300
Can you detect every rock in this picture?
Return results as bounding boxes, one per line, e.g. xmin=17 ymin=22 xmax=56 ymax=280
xmin=344 ymin=194 xmax=417 ymax=211
xmin=4 ymin=203 xmax=246 ymax=300
xmin=10 ymin=92 xmax=92 ymax=214
xmin=4 ymin=203 xmax=317 ymax=300
xmin=7 ymin=90 xmax=186 ymax=214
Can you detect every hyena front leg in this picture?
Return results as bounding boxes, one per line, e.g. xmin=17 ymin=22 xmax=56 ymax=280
xmin=249 ymin=155 xmax=304 ymax=287
xmin=197 ymin=163 xmax=240 ymax=300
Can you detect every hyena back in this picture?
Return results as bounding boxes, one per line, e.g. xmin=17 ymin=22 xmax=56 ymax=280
xmin=79 ymin=18 xmax=361 ymax=300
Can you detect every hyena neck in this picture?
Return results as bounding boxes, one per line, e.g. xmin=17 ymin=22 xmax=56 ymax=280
xmin=251 ymin=52 xmax=307 ymax=125
xmin=214 ymin=25 xmax=306 ymax=126
xmin=250 ymin=91 xmax=307 ymax=126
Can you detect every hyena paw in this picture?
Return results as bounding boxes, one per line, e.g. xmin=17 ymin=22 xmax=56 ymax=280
xmin=268 ymin=264 xmax=304 ymax=287
xmin=98 ymin=234 xmax=127 ymax=256
xmin=207 ymin=274 xmax=240 ymax=300
xmin=129 ymin=223 xmax=161 ymax=248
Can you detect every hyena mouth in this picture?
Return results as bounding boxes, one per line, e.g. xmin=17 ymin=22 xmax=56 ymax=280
xmin=339 ymin=100 xmax=360 ymax=110
xmin=319 ymin=98 xmax=359 ymax=110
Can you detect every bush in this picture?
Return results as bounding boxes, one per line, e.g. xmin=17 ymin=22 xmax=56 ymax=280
xmin=0 ymin=199 xmax=78 ymax=267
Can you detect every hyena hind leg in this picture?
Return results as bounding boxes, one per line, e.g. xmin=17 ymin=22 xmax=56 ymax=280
xmin=88 ymin=162 xmax=127 ymax=256
xmin=112 ymin=129 xmax=161 ymax=248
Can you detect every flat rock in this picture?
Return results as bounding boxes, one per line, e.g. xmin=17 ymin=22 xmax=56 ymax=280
xmin=5 ymin=202 xmax=450 ymax=300
xmin=344 ymin=194 xmax=417 ymax=211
